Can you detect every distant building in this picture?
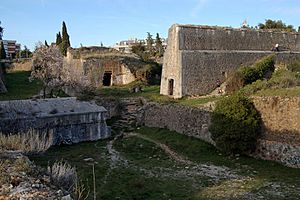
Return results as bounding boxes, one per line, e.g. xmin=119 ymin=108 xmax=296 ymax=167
xmin=112 ymin=37 xmax=167 ymax=53
xmin=1 ymin=40 xmax=21 ymax=59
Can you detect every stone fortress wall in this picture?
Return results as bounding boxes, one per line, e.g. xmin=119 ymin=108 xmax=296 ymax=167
xmin=161 ymin=24 xmax=300 ymax=98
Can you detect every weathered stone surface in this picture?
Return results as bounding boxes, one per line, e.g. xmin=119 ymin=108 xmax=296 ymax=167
xmin=0 ymin=97 xmax=111 ymax=145
xmin=64 ymin=47 xmax=146 ymax=89
xmin=137 ymin=98 xmax=300 ymax=168
xmin=161 ymin=24 xmax=300 ymax=98
xmin=137 ymin=102 xmax=214 ymax=145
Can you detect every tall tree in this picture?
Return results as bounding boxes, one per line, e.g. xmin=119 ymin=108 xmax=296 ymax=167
xmin=0 ymin=21 xmax=3 ymax=40
xmin=61 ymin=21 xmax=71 ymax=56
xmin=146 ymin=32 xmax=154 ymax=55
xmin=0 ymin=41 xmax=6 ymax=59
xmin=56 ymin=32 xmax=62 ymax=45
xmin=155 ymin=33 xmax=164 ymax=57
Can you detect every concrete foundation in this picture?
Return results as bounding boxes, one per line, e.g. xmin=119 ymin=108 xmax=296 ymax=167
xmin=0 ymin=98 xmax=111 ymax=145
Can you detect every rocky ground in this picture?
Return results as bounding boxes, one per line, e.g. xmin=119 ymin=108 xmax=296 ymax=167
xmin=0 ymin=151 xmax=71 ymax=200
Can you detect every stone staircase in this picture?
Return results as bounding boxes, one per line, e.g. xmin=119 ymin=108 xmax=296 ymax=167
xmin=111 ymin=98 xmax=143 ymax=132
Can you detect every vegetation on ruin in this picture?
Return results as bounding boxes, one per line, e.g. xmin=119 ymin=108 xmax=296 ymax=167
xmin=131 ymin=32 xmax=165 ymax=61
xmin=209 ymin=94 xmax=261 ymax=155
xmin=237 ymin=60 xmax=300 ymax=97
xmin=31 ymin=126 xmax=300 ymax=200
xmin=258 ymin=19 xmax=296 ymax=32
xmin=0 ymin=71 xmax=42 ymax=101
xmin=226 ymin=55 xmax=275 ymax=93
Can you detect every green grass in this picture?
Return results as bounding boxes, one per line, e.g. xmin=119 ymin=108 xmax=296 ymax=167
xmin=96 ymin=84 xmax=220 ymax=107
xmin=30 ymin=127 xmax=300 ymax=200
xmin=255 ymin=87 xmax=300 ymax=97
xmin=0 ymin=71 xmax=42 ymax=101
xmin=136 ymin=127 xmax=300 ymax=186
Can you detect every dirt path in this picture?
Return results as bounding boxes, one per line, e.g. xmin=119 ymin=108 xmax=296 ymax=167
xmin=126 ymin=132 xmax=193 ymax=165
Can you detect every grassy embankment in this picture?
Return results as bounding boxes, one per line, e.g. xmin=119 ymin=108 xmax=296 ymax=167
xmin=0 ymin=71 xmax=42 ymax=101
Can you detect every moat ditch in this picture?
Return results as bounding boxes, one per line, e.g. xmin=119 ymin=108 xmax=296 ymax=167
xmin=30 ymin=125 xmax=300 ymax=200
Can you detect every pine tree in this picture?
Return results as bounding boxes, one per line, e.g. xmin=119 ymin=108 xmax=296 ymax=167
xmin=155 ymin=33 xmax=164 ymax=57
xmin=0 ymin=41 xmax=6 ymax=59
xmin=61 ymin=21 xmax=71 ymax=56
xmin=56 ymin=32 xmax=62 ymax=45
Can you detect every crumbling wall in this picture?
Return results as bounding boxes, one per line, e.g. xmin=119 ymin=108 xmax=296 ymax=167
xmin=252 ymin=96 xmax=300 ymax=168
xmin=83 ymin=58 xmax=136 ymax=87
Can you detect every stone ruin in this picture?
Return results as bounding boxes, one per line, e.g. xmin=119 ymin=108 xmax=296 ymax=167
xmin=160 ymin=24 xmax=300 ymax=98
xmin=0 ymin=97 xmax=111 ymax=145
xmin=65 ymin=47 xmax=150 ymax=89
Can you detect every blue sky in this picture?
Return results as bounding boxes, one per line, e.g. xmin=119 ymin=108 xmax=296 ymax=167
xmin=1 ymin=0 xmax=300 ymax=50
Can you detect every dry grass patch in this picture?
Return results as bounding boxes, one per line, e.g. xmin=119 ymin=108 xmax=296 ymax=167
xmin=0 ymin=130 xmax=53 ymax=154
xmin=197 ymin=177 xmax=267 ymax=199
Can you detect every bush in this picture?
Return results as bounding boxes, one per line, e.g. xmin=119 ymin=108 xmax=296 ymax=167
xmin=226 ymin=55 xmax=275 ymax=93
xmin=241 ymin=55 xmax=275 ymax=84
xmin=268 ymin=69 xmax=299 ymax=88
xmin=209 ymin=94 xmax=261 ymax=155
xmin=287 ymin=60 xmax=300 ymax=72
xmin=48 ymin=161 xmax=77 ymax=192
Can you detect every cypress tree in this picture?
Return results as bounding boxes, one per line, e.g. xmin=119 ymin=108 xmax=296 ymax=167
xmin=45 ymin=40 xmax=49 ymax=47
xmin=155 ymin=33 xmax=164 ymax=57
xmin=0 ymin=41 xmax=6 ymax=59
xmin=56 ymin=32 xmax=62 ymax=45
xmin=0 ymin=21 xmax=3 ymax=40
xmin=61 ymin=21 xmax=71 ymax=56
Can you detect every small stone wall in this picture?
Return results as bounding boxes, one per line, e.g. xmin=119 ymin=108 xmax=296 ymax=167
xmin=137 ymin=102 xmax=214 ymax=145
xmin=137 ymin=98 xmax=300 ymax=168
xmin=253 ymin=96 xmax=300 ymax=167
xmin=0 ymin=98 xmax=111 ymax=145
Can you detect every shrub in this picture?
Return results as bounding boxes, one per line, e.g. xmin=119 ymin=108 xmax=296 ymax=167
xmin=0 ymin=130 xmax=53 ymax=154
xmin=209 ymin=94 xmax=261 ymax=155
xmin=226 ymin=55 xmax=275 ymax=93
xmin=242 ymin=55 xmax=275 ymax=84
xmin=48 ymin=161 xmax=78 ymax=192
xmin=287 ymin=60 xmax=300 ymax=72
xmin=268 ymin=69 xmax=299 ymax=88
xmin=225 ymin=71 xmax=245 ymax=94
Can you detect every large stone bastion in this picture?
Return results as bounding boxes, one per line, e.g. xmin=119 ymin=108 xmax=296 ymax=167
xmin=0 ymin=97 xmax=111 ymax=145
xmin=161 ymin=24 xmax=300 ymax=98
